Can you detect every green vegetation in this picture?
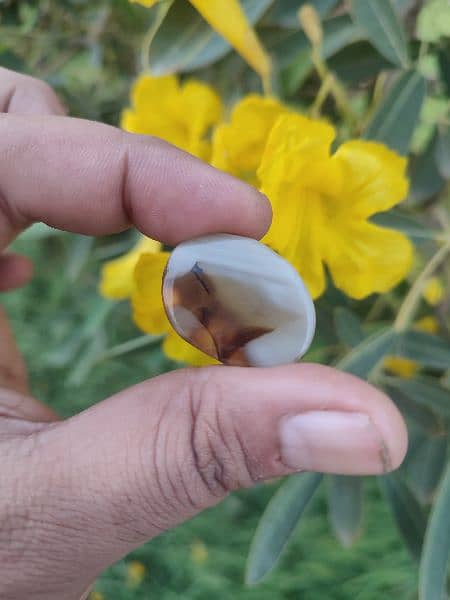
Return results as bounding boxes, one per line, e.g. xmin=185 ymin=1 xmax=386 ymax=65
xmin=1 ymin=0 xmax=449 ymax=598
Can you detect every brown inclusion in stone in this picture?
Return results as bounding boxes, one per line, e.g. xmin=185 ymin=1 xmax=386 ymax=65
xmin=162 ymin=235 xmax=316 ymax=367
xmin=167 ymin=263 xmax=272 ymax=366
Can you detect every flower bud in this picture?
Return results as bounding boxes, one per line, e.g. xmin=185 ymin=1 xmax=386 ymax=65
xmin=298 ymin=4 xmax=323 ymax=48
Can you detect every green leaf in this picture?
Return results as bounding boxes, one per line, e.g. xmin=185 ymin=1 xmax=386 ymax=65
xmin=386 ymin=384 xmax=446 ymax=435
xmin=263 ymin=0 xmax=338 ymax=28
xmin=246 ymin=473 xmax=323 ymax=583
xmin=364 ymin=70 xmax=427 ymax=155
xmin=350 ymin=0 xmax=409 ymax=68
xmin=280 ymin=15 xmax=360 ymax=94
xmin=438 ymin=46 xmax=450 ymax=96
xmin=435 ymin=125 xmax=450 ymax=179
xmin=408 ymin=133 xmax=445 ymax=205
xmin=148 ymin=0 xmax=273 ymax=74
xmin=328 ymin=476 xmax=363 ymax=547
xmin=383 ymin=377 xmax=450 ymax=420
xmin=379 ymin=472 xmax=427 ymax=562
xmin=328 ymin=41 xmax=393 ymax=85
xmin=416 ymin=0 xmax=450 ymax=43
xmin=337 ymin=327 xmax=396 ymax=379
xmin=371 ymin=210 xmax=438 ymax=242
xmin=397 ymin=330 xmax=450 ymax=370
xmin=17 ymin=223 xmax=67 ymax=241
xmin=407 ymin=431 xmax=448 ymax=505
xmin=419 ymin=459 xmax=450 ymax=599
xmin=334 ymin=308 xmax=364 ymax=348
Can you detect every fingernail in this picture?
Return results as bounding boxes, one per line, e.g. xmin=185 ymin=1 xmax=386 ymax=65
xmin=280 ymin=411 xmax=391 ymax=475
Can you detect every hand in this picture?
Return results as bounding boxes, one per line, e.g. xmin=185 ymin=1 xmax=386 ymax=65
xmin=0 ymin=68 xmax=408 ymax=600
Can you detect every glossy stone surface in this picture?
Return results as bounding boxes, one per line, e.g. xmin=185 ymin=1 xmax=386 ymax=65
xmin=162 ymin=234 xmax=316 ymax=367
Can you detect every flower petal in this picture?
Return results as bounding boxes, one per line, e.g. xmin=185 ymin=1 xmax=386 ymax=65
xmin=324 ymin=221 xmax=413 ymax=299
xmin=130 ymin=0 xmax=158 ymax=6
xmin=415 ymin=315 xmax=440 ymax=334
xmin=132 ymin=251 xmax=171 ymax=334
xmin=384 ymin=356 xmax=418 ymax=378
xmin=211 ymin=95 xmax=289 ymax=184
xmin=178 ymin=80 xmax=222 ymax=160
xmin=263 ymin=189 xmax=327 ymax=299
xmin=121 ymin=74 xmax=181 ymax=140
xmin=259 ymin=114 xmax=336 ymax=298
xmin=121 ymin=74 xmax=221 ymax=159
xmin=163 ymin=330 xmax=218 ymax=366
xmin=258 ymin=113 xmax=336 ymax=196
xmin=189 ymin=0 xmax=271 ymax=81
xmin=100 ymin=237 xmax=161 ymax=300
xmin=332 ymin=140 xmax=409 ymax=218
xmin=423 ymin=277 xmax=444 ymax=306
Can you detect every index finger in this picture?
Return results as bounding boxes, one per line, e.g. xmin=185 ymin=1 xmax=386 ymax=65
xmin=0 ymin=115 xmax=271 ymax=248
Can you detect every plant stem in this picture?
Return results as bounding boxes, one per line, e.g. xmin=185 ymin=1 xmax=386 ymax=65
xmin=140 ymin=0 xmax=173 ymax=72
xmin=310 ymin=48 xmax=356 ymax=128
xmin=394 ymin=239 xmax=450 ymax=332
xmin=310 ymin=73 xmax=333 ymax=118
xmin=96 ymin=334 xmax=163 ymax=363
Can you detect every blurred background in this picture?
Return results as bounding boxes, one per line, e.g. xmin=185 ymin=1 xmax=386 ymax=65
xmin=1 ymin=0 xmax=448 ymax=598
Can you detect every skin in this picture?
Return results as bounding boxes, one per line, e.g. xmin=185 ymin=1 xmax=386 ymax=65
xmin=0 ymin=67 xmax=408 ymax=600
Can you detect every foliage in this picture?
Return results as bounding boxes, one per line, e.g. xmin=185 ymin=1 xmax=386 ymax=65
xmin=1 ymin=0 xmax=450 ymax=598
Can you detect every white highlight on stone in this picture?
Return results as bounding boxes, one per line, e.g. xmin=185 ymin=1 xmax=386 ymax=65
xmin=162 ymin=234 xmax=316 ymax=367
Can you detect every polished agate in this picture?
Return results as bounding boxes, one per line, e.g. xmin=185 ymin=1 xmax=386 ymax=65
xmin=162 ymin=234 xmax=316 ymax=367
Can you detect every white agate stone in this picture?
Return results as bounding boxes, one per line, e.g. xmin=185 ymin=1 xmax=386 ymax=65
xmin=162 ymin=234 xmax=316 ymax=367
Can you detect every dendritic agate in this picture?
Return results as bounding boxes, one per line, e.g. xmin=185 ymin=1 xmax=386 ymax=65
xmin=162 ymin=234 xmax=316 ymax=367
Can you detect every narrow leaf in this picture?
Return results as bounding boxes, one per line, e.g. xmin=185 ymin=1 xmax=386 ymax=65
xmin=149 ymin=0 xmax=272 ymax=75
xmin=364 ymin=70 xmax=427 ymax=155
xmin=334 ymin=308 xmax=364 ymax=348
xmin=408 ymin=133 xmax=445 ymax=205
xmin=379 ymin=472 xmax=427 ymax=562
xmin=419 ymin=459 xmax=450 ymax=599
xmin=384 ymin=376 xmax=450 ymax=419
xmin=328 ymin=41 xmax=392 ymax=85
xmin=435 ymin=125 xmax=450 ymax=179
xmin=264 ymin=0 xmax=338 ymax=28
xmin=329 ymin=476 xmax=363 ymax=547
xmin=246 ymin=473 xmax=323 ymax=583
xmin=407 ymin=431 xmax=448 ymax=505
xmin=386 ymin=385 xmax=446 ymax=435
xmin=372 ymin=210 xmax=438 ymax=242
xmin=337 ymin=327 xmax=396 ymax=379
xmin=351 ymin=0 xmax=409 ymax=67
xmin=281 ymin=15 xmax=360 ymax=94
xmin=17 ymin=223 xmax=67 ymax=241
xmin=397 ymin=330 xmax=450 ymax=370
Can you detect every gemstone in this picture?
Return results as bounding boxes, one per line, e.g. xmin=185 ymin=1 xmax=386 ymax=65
xmin=162 ymin=234 xmax=316 ymax=367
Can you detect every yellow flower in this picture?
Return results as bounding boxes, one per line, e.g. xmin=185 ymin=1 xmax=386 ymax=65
xmin=414 ymin=315 xmax=440 ymax=334
xmin=259 ymin=114 xmax=413 ymax=299
xmin=423 ymin=277 xmax=444 ymax=306
xmin=121 ymin=74 xmax=222 ymax=160
xmin=211 ymin=95 xmax=290 ymax=185
xmin=126 ymin=561 xmax=146 ymax=587
xmin=190 ymin=539 xmax=208 ymax=565
xmin=90 ymin=593 xmax=105 ymax=600
xmin=384 ymin=315 xmax=440 ymax=378
xmin=383 ymin=356 xmax=418 ymax=379
xmin=131 ymin=0 xmax=271 ymax=82
xmin=130 ymin=0 xmax=157 ymax=5
xmin=132 ymin=253 xmax=217 ymax=366
xmin=100 ymin=237 xmax=161 ymax=300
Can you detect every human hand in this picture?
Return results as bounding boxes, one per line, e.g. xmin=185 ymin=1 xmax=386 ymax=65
xmin=0 ymin=68 xmax=407 ymax=600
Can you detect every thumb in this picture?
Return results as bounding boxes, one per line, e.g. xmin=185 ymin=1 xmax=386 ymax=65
xmin=5 ymin=364 xmax=407 ymax=599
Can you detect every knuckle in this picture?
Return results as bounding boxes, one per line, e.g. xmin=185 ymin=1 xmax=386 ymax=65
xmin=0 ymin=68 xmax=64 ymax=115
xmin=186 ymin=370 xmax=257 ymax=498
